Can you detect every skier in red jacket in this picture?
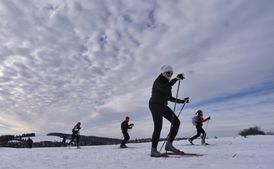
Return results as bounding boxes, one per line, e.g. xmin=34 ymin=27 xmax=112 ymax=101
xmin=188 ymin=110 xmax=210 ymax=145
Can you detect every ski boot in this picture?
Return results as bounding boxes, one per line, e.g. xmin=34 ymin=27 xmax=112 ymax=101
xmin=165 ymin=141 xmax=181 ymax=153
xmin=120 ymin=144 xmax=128 ymax=148
xmin=201 ymin=139 xmax=209 ymax=145
xmin=150 ymin=148 xmax=161 ymax=157
xmin=188 ymin=138 xmax=194 ymax=145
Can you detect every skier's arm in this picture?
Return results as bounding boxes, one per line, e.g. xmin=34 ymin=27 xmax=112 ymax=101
xmin=129 ymin=123 xmax=134 ymax=128
xmin=169 ymin=73 xmax=186 ymax=86
xmin=168 ymin=97 xmax=189 ymax=103
xmin=168 ymin=97 xmax=185 ymax=103
xmin=169 ymin=73 xmax=185 ymax=86
xmin=205 ymin=116 xmax=211 ymax=121
xmin=155 ymin=77 xmax=178 ymax=90
xmin=202 ymin=116 xmax=210 ymax=122
xmin=128 ymin=123 xmax=134 ymax=129
xmin=168 ymin=78 xmax=178 ymax=86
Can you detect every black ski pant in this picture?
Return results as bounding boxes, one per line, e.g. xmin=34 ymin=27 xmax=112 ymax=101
xmin=69 ymin=134 xmax=80 ymax=146
xmin=149 ymin=103 xmax=180 ymax=149
xmin=190 ymin=125 xmax=206 ymax=143
xmin=121 ymin=132 xmax=130 ymax=145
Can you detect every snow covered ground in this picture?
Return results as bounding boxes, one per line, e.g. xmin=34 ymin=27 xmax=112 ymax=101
xmin=1 ymin=135 xmax=273 ymax=169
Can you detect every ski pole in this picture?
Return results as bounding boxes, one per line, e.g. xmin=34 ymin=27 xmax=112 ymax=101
xmin=159 ymin=80 xmax=181 ymax=152
xmin=205 ymin=120 xmax=210 ymax=132
xmin=177 ymin=101 xmax=187 ymax=118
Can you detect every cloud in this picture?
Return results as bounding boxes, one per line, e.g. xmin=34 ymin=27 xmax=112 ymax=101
xmin=0 ymin=0 xmax=274 ymax=138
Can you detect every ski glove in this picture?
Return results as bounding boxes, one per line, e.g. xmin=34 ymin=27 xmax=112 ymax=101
xmin=128 ymin=123 xmax=134 ymax=129
xmin=207 ymin=117 xmax=211 ymax=120
xmin=176 ymin=73 xmax=185 ymax=80
xmin=184 ymin=97 xmax=190 ymax=103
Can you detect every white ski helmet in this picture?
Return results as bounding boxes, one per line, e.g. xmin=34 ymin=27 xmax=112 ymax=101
xmin=161 ymin=65 xmax=173 ymax=80
xmin=160 ymin=65 xmax=173 ymax=73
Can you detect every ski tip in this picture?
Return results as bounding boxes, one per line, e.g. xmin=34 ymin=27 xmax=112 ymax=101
xmin=161 ymin=152 xmax=203 ymax=157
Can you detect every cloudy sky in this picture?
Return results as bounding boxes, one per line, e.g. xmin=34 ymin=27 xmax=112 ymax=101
xmin=0 ymin=0 xmax=273 ymax=139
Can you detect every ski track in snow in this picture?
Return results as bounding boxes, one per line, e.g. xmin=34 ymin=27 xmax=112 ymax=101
xmin=1 ymin=136 xmax=273 ymax=169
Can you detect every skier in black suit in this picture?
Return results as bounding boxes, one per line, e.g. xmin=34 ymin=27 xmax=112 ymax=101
xmin=68 ymin=122 xmax=81 ymax=148
xmin=120 ymin=116 xmax=134 ymax=148
xmin=149 ymin=65 xmax=189 ymax=157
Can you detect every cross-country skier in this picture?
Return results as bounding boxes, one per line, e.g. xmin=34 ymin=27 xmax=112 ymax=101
xmin=27 ymin=137 xmax=33 ymax=148
xmin=149 ymin=65 xmax=189 ymax=157
xmin=68 ymin=122 xmax=81 ymax=148
xmin=62 ymin=136 xmax=67 ymax=146
xmin=188 ymin=110 xmax=210 ymax=145
xmin=120 ymin=116 xmax=134 ymax=148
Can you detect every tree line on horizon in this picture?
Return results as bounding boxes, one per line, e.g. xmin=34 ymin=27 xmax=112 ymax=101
xmin=0 ymin=132 xmax=190 ymax=148
xmin=239 ymin=126 xmax=274 ymax=137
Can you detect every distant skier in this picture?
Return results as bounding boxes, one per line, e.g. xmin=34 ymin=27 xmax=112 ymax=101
xmin=149 ymin=65 xmax=189 ymax=157
xmin=62 ymin=136 xmax=67 ymax=146
xmin=188 ymin=110 xmax=210 ymax=145
xmin=68 ymin=122 xmax=81 ymax=148
xmin=27 ymin=137 xmax=33 ymax=148
xmin=120 ymin=116 xmax=134 ymax=148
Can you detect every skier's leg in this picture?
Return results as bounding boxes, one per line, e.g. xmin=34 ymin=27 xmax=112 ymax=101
xmin=68 ymin=135 xmax=75 ymax=145
xmin=123 ymin=132 xmax=130 ymax=148
xmin=120 ymin=132 xmax=130 ymax=148
xmin=149 ymin=103 xmax=163 ymax=149
xmin=201 ymin=128 xmax=206 ymax=144
xmin=163 ymin=106 xmax=180 ymax=143
xmin=149 ymin=103 xmax=163 ymax=157
xmin=125 ymin=132 xmax=130 ymax=143
xmin=190 ymin=126 xmax=202 ymax=141
xmin=163 ymin=106 xmax=181 ymax=152
xmin=121 ymin=132 xmax=126 ymax=146
xmin=76 ymin=135 xmax=80 ymax=147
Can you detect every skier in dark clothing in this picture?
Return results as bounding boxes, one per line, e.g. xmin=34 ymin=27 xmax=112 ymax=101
xmin=27 ymin=137 xmax=33 ymax=148
xmin=62 ymin=136 xmax=67 ymax=146
xmin=149 ymin=65 xmax=189 ymax=157
xmin=188 ymin=110 xmax=210 ymax=145
xmin=120 ymin=116 xmax=134 ymax=148
xmin=68 ymin=122 xmax=81 ymax=148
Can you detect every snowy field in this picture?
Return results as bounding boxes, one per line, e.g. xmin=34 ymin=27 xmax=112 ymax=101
xmin=1 ymin=135 xmax=273 ymax=169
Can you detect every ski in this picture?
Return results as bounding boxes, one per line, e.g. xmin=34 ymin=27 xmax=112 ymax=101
xmin=161 ymin=151 xmax=203 ymax=158
xmin=185 ymin=143 xmax=213 ymax=146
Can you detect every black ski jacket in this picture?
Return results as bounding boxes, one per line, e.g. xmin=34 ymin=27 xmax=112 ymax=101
xmin=149 ymin=74 xmax=185 ymax=106
xmin=121 ymin=121 xmax=133 ymax=133
xmin=72 ymin=125 xmax=81 ymax=135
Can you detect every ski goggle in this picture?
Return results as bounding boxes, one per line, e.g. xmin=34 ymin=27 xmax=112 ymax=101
xmin=165 ymin=71 xmax=173 ymax=76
